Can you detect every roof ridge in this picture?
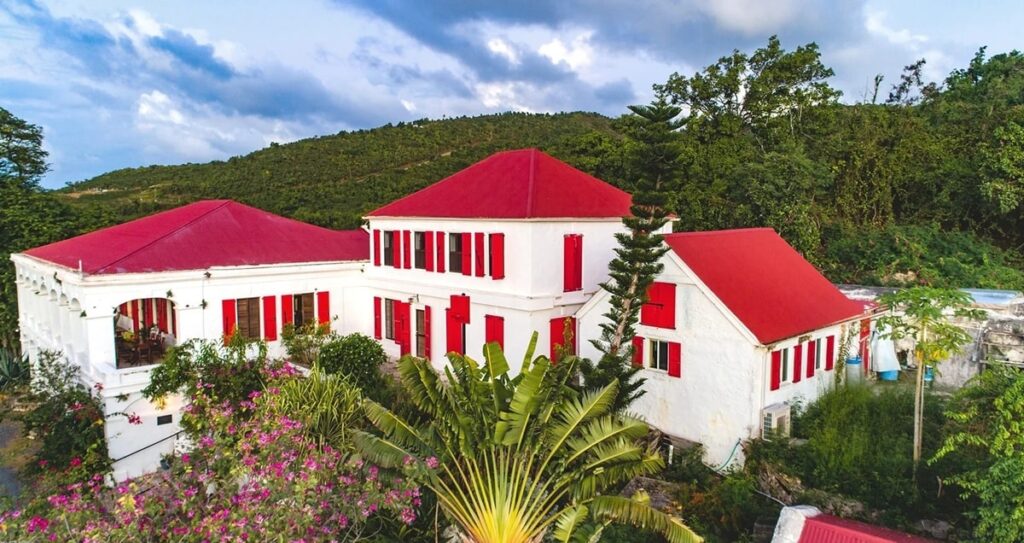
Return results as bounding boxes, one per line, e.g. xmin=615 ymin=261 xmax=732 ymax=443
xmin=95 ymin=200 xmax=232 ymax=273
xmin=525 ymin=148 xmax=537 ymax=217
xmin=666 ymin=227 xmax=775 ymax=238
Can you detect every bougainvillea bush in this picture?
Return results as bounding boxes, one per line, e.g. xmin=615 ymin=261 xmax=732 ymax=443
xmin=2 ymin=366 xmax=423 ymax=542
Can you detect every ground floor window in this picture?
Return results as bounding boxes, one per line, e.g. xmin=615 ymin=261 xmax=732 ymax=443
xmin=292 ymin=293 xmax=314 ymax=327
xmin=385 ymin=299 xmax=395 ymax=339
xmin=236 ymin=297 xmax=261 ymax=339
xmin=649 ymin=339 xmax=670 ymax=371
xmin=781 ymin=348 xmax=791 ymax=382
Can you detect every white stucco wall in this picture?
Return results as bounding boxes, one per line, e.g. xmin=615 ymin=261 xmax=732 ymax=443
xmin=576 ymin=251 xmax=852 ymax=468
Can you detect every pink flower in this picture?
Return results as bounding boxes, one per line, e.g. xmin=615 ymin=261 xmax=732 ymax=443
xmin=400 ymin=508 xmax=417 ymax=525
xmin=181 ymin=454 xmax=190 ymax=464
xmin=127 ymin=413 xmax=142 ymax=425
xmin=425 ymin=457 xmax=439 ymax=469
xmin=69 ymin=457 xmax=82 ymax=468
xmin=70 ymin=402 xmax=85 ymax=411
xmin=26 ymin=515 xmax=50 ymax=533
xmin=93 ymin=382 xmax=104 ymax=392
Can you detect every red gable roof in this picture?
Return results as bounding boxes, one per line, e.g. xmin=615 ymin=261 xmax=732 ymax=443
xmin=665 ymin=228 xmax=863 ymax=344
xmin=24 ymin=200 xmax=368 ymax=274
xmin=366 ymin=148 xmax=633 ymax=219
xmin=800 ymin=514 xmax=935 ymax=543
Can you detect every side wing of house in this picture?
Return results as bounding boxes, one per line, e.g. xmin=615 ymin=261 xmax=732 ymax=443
xmin=576 ymin=252 xmax=762 ymax=467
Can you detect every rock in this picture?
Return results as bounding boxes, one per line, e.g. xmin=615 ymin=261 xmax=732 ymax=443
xmin=755 ymin=463 xmax=805 ymax=505
xmin=915 ymin=519 xmax=953 ymax=540
xmin=621 ymin=476 xmax=679 ymax=513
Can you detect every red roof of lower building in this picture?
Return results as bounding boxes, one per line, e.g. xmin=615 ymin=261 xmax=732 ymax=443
xmin=665 ymin=228 xmax=864 ymax=344
xmin=799 ymin=514 xmax=935 ymax=543
xmin=24 ymin=200 xmax=368 ymax=274
xmin=366 ymin=148 xmax=633 ymax=219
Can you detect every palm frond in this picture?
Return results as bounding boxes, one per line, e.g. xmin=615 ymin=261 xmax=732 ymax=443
xmin=542 ymin=381 xmax=619 ymax=470
xmin=351 ymin=430 xmax=412 ymax=468
xmin=552 ymin=505 xmax=589 ymax=543
xmin=589 ymin=494 xmax=702 ymax=543
xmin=495 ymin=356 xmax=549 ymax=448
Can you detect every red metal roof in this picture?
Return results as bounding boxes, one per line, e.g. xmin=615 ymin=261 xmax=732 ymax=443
xmin=366 ymin=148 xmax=633 ymax=219
xmin=799 ymin=514 xmax=935 ymax=543
xmin=24 ymin=200 xmax=368 ymax=274
xmin=664 ymin=228 xmax=864 ymax=344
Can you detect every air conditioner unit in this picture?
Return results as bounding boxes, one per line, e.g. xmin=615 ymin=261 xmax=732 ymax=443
xmin=762 ymin=403 xmax=791 ymax=440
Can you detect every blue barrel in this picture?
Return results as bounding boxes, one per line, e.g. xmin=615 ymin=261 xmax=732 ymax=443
xmin=924 ymin=365 xmax=934 ymax=383
xmin=879 ymin=370 xmax=899 ymax=381
xmin=846 ymin=356 xmax=862 ymax=383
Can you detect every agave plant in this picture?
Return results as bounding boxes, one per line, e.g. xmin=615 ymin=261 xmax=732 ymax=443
xmin=354 ymin=333 xmax=701 ymax=543
xmin=258 ymin=365 xmax=363 ymax=449
xmin=0 ymin=349 xmax=30 ymax=391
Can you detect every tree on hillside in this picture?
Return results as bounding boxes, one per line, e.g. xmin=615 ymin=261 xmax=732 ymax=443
xmin=0 ymin=107 xmax=82 ymax=353
xmin=581 ymin=98 xmax=681 ymax=411
xmin=877 ymin=287 xmax=983 ymax=474
xmin=356 ymin=338 xmax=702 ymax=543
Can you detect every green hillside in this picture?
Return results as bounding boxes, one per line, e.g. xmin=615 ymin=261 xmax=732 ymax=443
xmin=60 ymin=112 xmax=619 ymax=229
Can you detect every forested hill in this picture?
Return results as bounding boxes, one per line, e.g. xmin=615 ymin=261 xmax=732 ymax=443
xmin=60 ymin=112 xmax=618 ymax=229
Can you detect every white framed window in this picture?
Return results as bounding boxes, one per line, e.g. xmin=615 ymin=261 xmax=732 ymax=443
xmin=815 ymin=338 xmax=823 ymax=370
xmin=781 ymin=348 xmax=790 ymax=383
xmin=649 ymin=339 xmax=670 ymax=372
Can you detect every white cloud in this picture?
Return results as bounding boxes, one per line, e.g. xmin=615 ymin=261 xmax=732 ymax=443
xmin=400 ymin=99 xmax=416 ymax=112
xmin=486 ymin=37 xmax=520 ymax=64
xmin=865 ymin=9 xmax=928 ymax=46
xmin=134 ymin=90 xmax=300 ymax=160
xmin=538 ymin=32 xmax=594 ymax=70
xmin=697 ymin=0 xmax=801 ymax=35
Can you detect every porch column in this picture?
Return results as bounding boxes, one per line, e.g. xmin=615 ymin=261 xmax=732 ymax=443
xmin=175 ymin=305 xmax=206 ymax=343
xmin=84 ymin=314 xmax=116 ymax=371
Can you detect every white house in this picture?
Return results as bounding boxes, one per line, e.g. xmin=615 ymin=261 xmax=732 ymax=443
xmin=577 ymin=228 xmax=865 ymax=467
xmin=361 ymin=148 xmax=670 ymax=368
xmin=13 ymin=148 xmax=863 ymax=477
xmin=12 ymin=200 xmax=369 ymax=480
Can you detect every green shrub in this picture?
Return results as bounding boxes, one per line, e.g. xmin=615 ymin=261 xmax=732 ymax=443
xmin=0 ymin=348 xmax=29 ymax=391
xmin=281 ymin=322 xmax=334 ymax=367
xmin=317 ymin=333 xmax=387 ymax=396
xmin=21 ymin=351 xmax=109 ymax=480
xmin=257 ymin=366 xmax=363 ymax=449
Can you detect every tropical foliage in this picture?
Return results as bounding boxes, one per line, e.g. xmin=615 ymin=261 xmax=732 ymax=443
xmin=354 ymin=335 xmax=702 ymax=543
xmin=932 ymin=365 xmax=1024 ymax=543
xmin=318 ymin=332 xmax=388 ymax=395
xmin=2 ymin=370 xmax=421 ymax=542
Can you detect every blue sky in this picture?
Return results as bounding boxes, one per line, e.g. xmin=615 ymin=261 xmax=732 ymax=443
xmin=2 ymin=0 xmax=1021 ymax=188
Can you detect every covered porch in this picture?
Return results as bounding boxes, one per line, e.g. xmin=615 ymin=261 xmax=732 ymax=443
xmin=114 ymin=297 xmax=178 ymax=369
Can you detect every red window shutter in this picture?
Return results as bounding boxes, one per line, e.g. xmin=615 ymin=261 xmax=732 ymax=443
xmin=402 ymin=230 xmax=412 ymax=269
xmin=826 ymin=335 xmax=836 ymax=371
xmin=770 ymin=350 xmax=782 ymax=390
xmin=424 ymin=306 xmax=432 ymax=360
xmin=373 ymin=296 xmax=382 ymax=339
xmin=461 ymin=232 xmax=472 ymax=276
xmin=668 ymin=341 xmax=681 ymax=378
xmin=563 ymin=234 xmax=583 ymax=292
xmin=391 ymin=231 xmax=401 ymax=269
xmin=859 ymin=320 xmax=871 ymax=372
xmin=221 ymin=299 xmax=236 ymax=343
xmin=133 ymin=300 xmax=141 ymax=332
xmin=262 ymin=296 xmax=277 ymax=340
xmin=119 ymin=302 xmax=128 ymax=315
xmin=142 ymin=298 xmax=152 ymax=326
xmin=425 ymin=231 xmax=435 ymax=271
xmin=489 ymin=233 xmax=505 ymax=279
xmin=397 ymin=302 xmax=411 ymax=356
xmin=632 ymin=336 xmax=644 ymax=367
xmin=640 ymin=282 xmax=676 ymax=328
xmin=156 ymin=299 xmax=168 ymax=333
xmin=793 ymin=344 xmax=803 ymax=383
xmin=373 ymin=229 xmax=381 ymax=266
xmin=563 ymin=235 xmax=575 ymax=292
xmin=435 ymin=232 xmax=446 ymax=273
xmin=640 ymin=284 xmax=657 ymax=325
xmin=450 ymin=294 xmax=471 ymax=324
xmin=485 ymin=315 xmax=504 ymax=349
xmin=549 ymin=317 xmax=576 ymax=359
xmin=474 ymin=232 xmax=486 ymax=277
xmin=661 ymin=283 xmax=676 ymax=328
xmin=446 ymin=309 xmax=463 ymax=355
xmin=316 ymin=291 xmax=330 ymax=325
xmin=281 ymin=294 xmax=293 ymax=327
xmin=807 ymin=340 xmax=816 ymax=378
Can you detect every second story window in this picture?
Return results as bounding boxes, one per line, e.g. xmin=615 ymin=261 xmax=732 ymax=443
xmin=781 ymin=348 xmax=790 ymax=383
xmin=382 ymin=231 xmax=395 ymax=266
xmin=449 ymin=233 xmax=463 ymax=273
xmin=414 ymin=232 xmax=426 ymax=269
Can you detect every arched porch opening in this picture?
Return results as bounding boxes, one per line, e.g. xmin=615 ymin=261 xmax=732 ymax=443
xmin=113 ymin=298 xmax=178 ymax=369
